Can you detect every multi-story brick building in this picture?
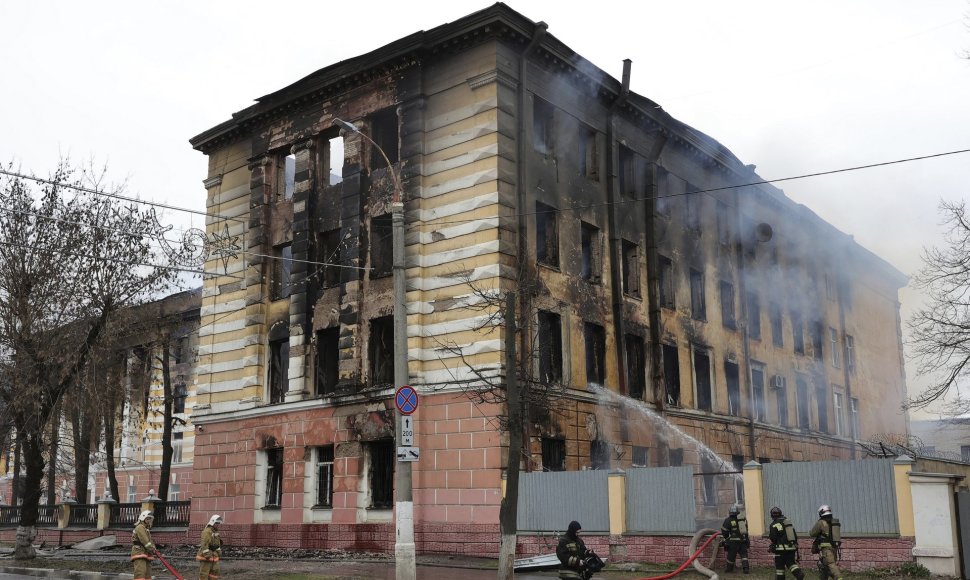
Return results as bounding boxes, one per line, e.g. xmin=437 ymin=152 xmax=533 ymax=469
xmin=186 ymin=3 xmax=908 ymax=552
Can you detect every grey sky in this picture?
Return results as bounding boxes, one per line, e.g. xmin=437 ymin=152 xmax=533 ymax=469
xmin=1 ymin=0 xmax=968 ymax=416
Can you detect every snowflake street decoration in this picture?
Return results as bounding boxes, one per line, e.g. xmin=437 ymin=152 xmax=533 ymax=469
xmin=147 ymin=209 xmax=241 ymax=276
xmin=207 ymin=223 xmax=241 ymax=274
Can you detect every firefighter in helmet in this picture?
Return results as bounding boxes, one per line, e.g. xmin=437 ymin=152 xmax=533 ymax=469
xmin=130 ymin=510 xmax=157 ymax=580
xmin=809 ymin=505 xmax=842 ymax=580
xmin=556 ymin=521 xmax=604 ymax=580
xmin=768 ymin=506 xmax=804 ymax=580
xmin=720 ymin=504 xmax=750 ymax=573
xmin=197 ymin=514 xmax=223 ymax=580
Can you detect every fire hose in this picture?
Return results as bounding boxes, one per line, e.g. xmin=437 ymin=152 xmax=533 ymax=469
xmin=634 ymin=529 xmax=720 ymax=580
xmin=155 ymin=550 xmax=185 ymax=580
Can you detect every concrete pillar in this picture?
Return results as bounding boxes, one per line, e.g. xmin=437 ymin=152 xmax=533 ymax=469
xmin=97 ymin=497 xmax=117 ymax=530
xmin=607 ymin=469 xmax=626 ymax=535
xmin=57 ymin=498 xmax=75 ymax=530
xmin=893 ymin=455 xmax=915 ymax=536
xmin=742 ymin=460 xmax=764 ymax=536
xmin=909 ymin=471 xmax=964 ymax=576
xmin=141 ymin=492 xmax=160 ymax=519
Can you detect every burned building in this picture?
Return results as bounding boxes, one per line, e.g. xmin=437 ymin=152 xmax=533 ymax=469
xmin=188 ymin=3 xmax=908 ymax=551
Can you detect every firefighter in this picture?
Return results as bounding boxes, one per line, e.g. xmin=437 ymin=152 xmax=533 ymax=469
xmin=768 ymin=506 xmax=804 ymax=580
xmin=131 ymin=510 xmax=157 ymax=580
xmin=809 ymin=505 xmax=842 ymax=580
xmin=556 ymin=520 xmax=603 ymax=580
xmin=720 ymin=504 xmax=750 ymax=573
xmin=197 ymin=514 xmax=223 ymax=580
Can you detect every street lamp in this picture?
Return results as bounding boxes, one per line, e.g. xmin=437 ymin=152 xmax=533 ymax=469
xmin=333 ymin=118 xmax=414 ymax=580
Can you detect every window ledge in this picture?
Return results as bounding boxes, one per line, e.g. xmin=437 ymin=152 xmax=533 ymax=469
xmin=261 ymin=505 xmax=281 ymax=511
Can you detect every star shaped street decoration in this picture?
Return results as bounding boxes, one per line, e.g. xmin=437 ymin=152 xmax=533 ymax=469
xmin=207 ymin=223 xmax=241 ymax=275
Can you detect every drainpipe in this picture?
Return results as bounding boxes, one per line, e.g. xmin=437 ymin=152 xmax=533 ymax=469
xmin=606 ymin=59 xmax=632 ymax=398
xmin=515 ymin=21 xmax=548 ymax=466
xmin=836 ymin=252 xmax=856 ymax=458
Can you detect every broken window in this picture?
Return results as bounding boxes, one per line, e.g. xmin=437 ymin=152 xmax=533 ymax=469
xmin=368 ymin=316 xmax=394 ymax=387
xmin=268 ymin=332 xmax=289 ymax=404
xmin=669 ymin=448 xmax=684 ymax=467
xmin=265 ymin=447 xmax=284 ymax=507
xmin=830 ymin=328 xmax=841 ymax=368
xmin=316 ymin=445 xmax=334 ymax=508
xmin=580 ymin=222 xmax=601 ymax=282
xmin=367 ymin=439 xmax=395 ymax=509
xmin=716 ymin=201 xmax=731 ymax=246
xmin=318 ymin=228 xmax=343 ymax=288
xmin=541 ymin=437 xmax=566 ymax=472
xmin=315 ymin=328 xmax=340 ymax=396
xmin=816 ymin=383 xmax=829 ymax=433
xmin=811 ymin=321 xmax=824 ymax=361
xmin=693 ymin=347 xmax=712 ymax=412
xmin=746 ymin=291 xmax=761 ymax=339
xmin=719 ymin=280 xmax=735 ymax=329
xmin=622 ymin=240 xmax=640 ymax=296
xmin=590 ymin=439 xmax=610 ymax=470
xmin=773 ymin=375 xmax=789 ymax=427
xmin=272 ymin=243 xmax=293 ymax=300
xmin=369 ymin=107 xmax=399 ymax=167
xmin=618 ymin=145 xmax=637 ymax=198
xmin=632 ymin=446 xmax=649 ymax=468
xmin=536 ymin=201 xmax=559 ymax=267
xmin=584 ymin=322 xmax=606 ymax=386
xmin=690 ymin=269 xmax=706 ymax=320
xmin=725 ymin=360 xmax=740 ymax=417
xmin=579 ymin=124 xmax=598 ymax=180
xmin=663 ymin=343 xmax=681 ymax=406
xmin=538 ymin=310 xmax=563 ymax=384
xmin=533 ymin=96 xmax=555 ymax=155
xmin=173 ymin=382 xmax=187 ymax=414
xmin=701 ymin=456 xmax=717 ymax=506
xmin=751 ymin=364 xmax=767 ymax=422
xmin=796 ymin=378 xmax=810 ymax=429
xmin=370 ymin=214 xmax=393 ymax=279
xmin=625 ymin=334 xmax=646 ymax=400
xmin=659 ymin=255 xmax=675 ymax=309
xmin=276 ymin=153 xmax=295 ymax=201
xmin=791 ymin=311 xmax=805 ymax=355
xmin=770 ymin=302 xmax=784 ymax=347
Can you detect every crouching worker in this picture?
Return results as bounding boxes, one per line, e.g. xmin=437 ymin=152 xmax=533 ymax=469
xmin=131 ymin=510 xmax=156 ymax=580
xmin=197 ymin=514 xmax=223 ymax=580
xmin=556 ymin=520 xmax=605 ymax=580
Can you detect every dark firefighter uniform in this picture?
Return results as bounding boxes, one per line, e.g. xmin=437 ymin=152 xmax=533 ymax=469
xmin=809 ymin=508 xmax=842 ymax=580
xmin=130 ymin=511 xmax=156 ymax=580
xmin=768 ymin=508 xmax=804 ymax=580
xmin=197 ymin=514 xmax=223 ymax=580
xmin=720 ymin=508 xmax=750 ymax=573
xmin=557 ymin=520 xmax=592 ymax=580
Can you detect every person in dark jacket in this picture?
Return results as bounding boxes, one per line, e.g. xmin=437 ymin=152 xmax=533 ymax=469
xmin=557 ymin=520 xmax=597 ymax=580
xmin=720 ymin=505 xmax=750 ymax=573
xmin=768 ymin=506 xmax=804 ymax=580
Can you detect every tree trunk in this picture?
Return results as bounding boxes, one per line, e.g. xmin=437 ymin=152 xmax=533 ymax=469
xmin=73 ymin=407 xmax=94 ymax=504
xmin=12 ymin=438 xmax=21 ymax=505
xmin=497 ymin=292 xmax=521 ymax=580
xmin=14 ymin=432 xmax=45 ymax=560
xmin=104 ymin=388 xmax=120 ymax=503
xmin=46 ymin=406 xmax=59 ymax=506
xmin=157 ymin=341 xmax=174 ymax=503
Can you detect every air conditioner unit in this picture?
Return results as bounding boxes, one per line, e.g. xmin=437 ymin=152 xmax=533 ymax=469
xmin=770 ymin=375 xmax=786 ymax=389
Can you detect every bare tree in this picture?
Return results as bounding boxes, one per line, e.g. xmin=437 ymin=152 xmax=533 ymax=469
xmin=909 ymin=200 xmax=970 ymax=413
xmin=0 ymin=162 xmax=179 ymax=558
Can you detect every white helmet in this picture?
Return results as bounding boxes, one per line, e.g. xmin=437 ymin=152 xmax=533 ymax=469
xmin=818 ymin=504 xmax=832 ymax=517
xmin=208 ymin=514 xmax=223 ymax=526
xmin=137 ymin=510 xmax=155 ymax=523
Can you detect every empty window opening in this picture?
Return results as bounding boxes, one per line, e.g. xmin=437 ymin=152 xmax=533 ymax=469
xmin=590 ymin=439 xmax=610 ymax=470
xmin=328 ymin=136 xmax=344 ymax=185
xmin=370 ymin=214 xmax=393 ymax=279
xmin=536 ymin=202 xmax=559 ymax=267
xmin=719 ymin=281 xmax=735 ymax=329
xmin=751 ymin=365 xmax=767 ymax=422
xmin=579 ymin=124 xmax=598 ymax=180
xmin=701 ymin=456 xmax=717 ymax=506
xmin=773 ymin=375 xmax=788 ymax=427
xmin=315 ymin=328 xmax=340 ymax=396
xmin=277 ymin=153 xmax=295 ymax=200
xmin=268 ymin=335 xmax=289 ymax=404
xmin=716 ymin=202 xmax=731 ymax=246
xmin=369 ymin=108 xmax=399 ymax=167
xmin=538 ymin=311 xmax=564 ymax=384
xmin=811 ymin=321 xmax=824 ymax=361
xmin=316 ymin=445 xmax=334 ymax=508
xmin=265 ymin=447 xmax=284 ymax=507
xmin=770 ymin=302 xmax=784 ymax=347
xmin=686 ymin=190 xmax=701 ymax=232
xmin=632 ymin=446 xmax=649 ymax=468
xmin=796 ymin=378 xmax=811 ymax=429
xmin=368 ymin=316 xmax=394 ymax=387
xmin=792 ymin=312 xmax=805 ymax=355
xmin=541 ymin=437 xmax=566 ymax=472
xmin=690 ymin=269 xmax=706 ymax=320
xmin=584 ymin=322 xmax=606 ymax=386
xmin=622 ymin=240 xmax=640 ymax=296
xmin=693 ymin=348 xmax=712 ymax=412
xmin=626 ymin=334 xmax=646 ymax=400
xmin=173 ymin=381 xmax=187 ymax=414
xmin=816 ymin=383 xmax=828 ymax=433
xmin=533 ymin=96 xmax=555 ymax=155
xmin=663 ymin=343 xmax=681 ymax=406
xmin=619 ymin=145 xmax=637 ymax=198
xmin=746 ymin=291 xmax=761 ymax=339
xmin=732 ymin=455 xmax=745 ymax=502
xmin=659 ymin=255 xmax=675 ymax=309
xmin=368 ymin=439 xmax=395 ymax=509
xmin=725 ymin=361 xmax=741 ymax=417
xmin=272 ymin=243 xmax=293 ymax=300
xmin=669 ymin=448 xmax=684 ymax=467
xmin=318 ymin=228 xmax=343 ymax=288
xmin=580 ymin=222 xmax=601 ymax=282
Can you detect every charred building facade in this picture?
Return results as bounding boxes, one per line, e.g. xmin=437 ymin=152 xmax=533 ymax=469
xmin=188 ymin=3 xmax=907 ymax=550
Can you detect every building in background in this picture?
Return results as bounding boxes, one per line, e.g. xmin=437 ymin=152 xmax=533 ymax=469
xmin=178 ymin=2 xmax=909 ymax=551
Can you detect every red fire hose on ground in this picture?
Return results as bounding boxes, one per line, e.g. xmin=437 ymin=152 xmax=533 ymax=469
xmin=633 ymin=529 xmax=721 ymax=580
xmin=155 ymin=550 xmax=185 ymax=580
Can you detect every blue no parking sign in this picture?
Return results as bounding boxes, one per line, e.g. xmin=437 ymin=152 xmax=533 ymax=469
xmin=395 ymin=385 xmax=418 ymax=415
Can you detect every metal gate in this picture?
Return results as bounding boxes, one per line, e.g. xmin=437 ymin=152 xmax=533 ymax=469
xmin=955 ymin=490 xmax=970 ymax=579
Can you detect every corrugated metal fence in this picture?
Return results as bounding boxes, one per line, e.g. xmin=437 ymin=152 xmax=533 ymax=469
xmin=627 ymin=466 xmax=696 ymax=533
xmin=517 ymin=470 xmax=610 ymax=532
xmin=762 ymin=459 xmax=898 ymax=535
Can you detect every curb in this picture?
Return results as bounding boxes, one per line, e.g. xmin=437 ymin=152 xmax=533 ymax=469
xmin=0 ymin=567 xmax=134 ymax=579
